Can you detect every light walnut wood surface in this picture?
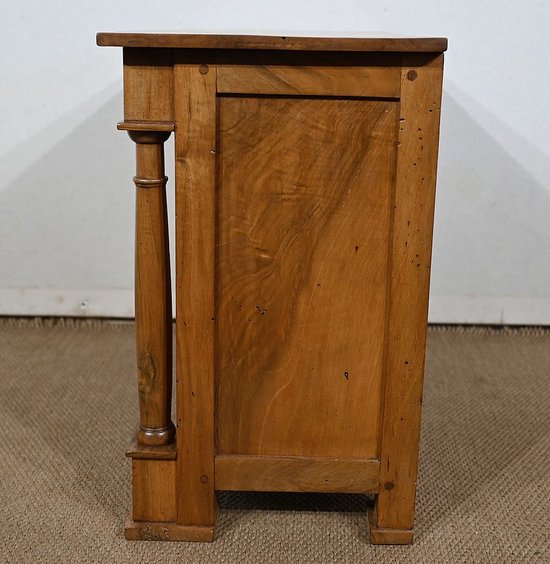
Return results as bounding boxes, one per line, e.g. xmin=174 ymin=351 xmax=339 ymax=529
xmin=125 ymin=519 xmax=214 ymax=542
xmin=103 ymin=37 xmax=446 ymax=544
xmin=123 ymin=48 xmax=175 ymax=449
xmin=131 ymin=459 xmax=176 ymax=522
xmin=217 ymin=95 xmax=397 ymax=459
xmin=372 ymin=53 xmax=444 ymax=537
xmin=217 ymin=64 xmax=401 ymax=98
xmin=174 ymin=63 xmax=217 ymax=529
xmin=133 ymin=140 xmax=174 ymax=445
xmin=215 ymin=455 xmax=380 ymax=493
xmin=368 ymin=506 xmax=414 ymax=545
xmin=123 ymin=48 xmax=173 ymax=122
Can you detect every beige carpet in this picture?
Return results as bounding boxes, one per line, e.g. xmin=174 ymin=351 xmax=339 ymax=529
xmin=1 ymin=319 xmax=549 ymax=563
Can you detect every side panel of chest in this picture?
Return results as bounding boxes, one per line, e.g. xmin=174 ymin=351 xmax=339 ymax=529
xmin=217 ymin=94 xmax=398 ymax=458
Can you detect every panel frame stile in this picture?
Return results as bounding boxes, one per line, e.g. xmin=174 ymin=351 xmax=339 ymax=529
xmin=369 ymin=53 xmax=445 ymax=545
xmin=174 ymin=59 xmax=218 ymax=539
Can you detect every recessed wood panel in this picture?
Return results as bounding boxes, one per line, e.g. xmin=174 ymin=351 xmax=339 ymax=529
xmin=216 ymin=95 xmax=398 ymax=458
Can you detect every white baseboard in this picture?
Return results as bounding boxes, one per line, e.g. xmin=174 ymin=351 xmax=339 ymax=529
xmin=1 ymin=288 xmax=549 ymax=326
xmin=0 ymin=288 xmax=135 ymax=318
xmin=428 ymin=295 xmax=550 ymax=325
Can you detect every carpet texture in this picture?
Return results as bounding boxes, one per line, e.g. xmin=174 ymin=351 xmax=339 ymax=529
xmin=0 ymin=319 xmax=549 ymax=563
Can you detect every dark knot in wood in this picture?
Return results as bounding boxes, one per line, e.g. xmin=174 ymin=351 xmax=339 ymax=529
xmin=137 ymin=352 xmax=156 ymax=398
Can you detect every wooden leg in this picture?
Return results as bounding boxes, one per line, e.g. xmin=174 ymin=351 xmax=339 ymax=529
xmin=368 ymin=504 xmax=414 ymax=545
xmin=368 ymin=55 xmax=444 ymax=546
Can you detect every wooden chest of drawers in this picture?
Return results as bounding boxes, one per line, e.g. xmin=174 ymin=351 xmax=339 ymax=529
xmin=97 ymin=32 xmax=446 ymax=544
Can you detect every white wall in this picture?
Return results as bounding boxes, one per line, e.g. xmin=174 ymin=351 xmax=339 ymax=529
xmin=1 ymin=1 xmax=549 ymax=324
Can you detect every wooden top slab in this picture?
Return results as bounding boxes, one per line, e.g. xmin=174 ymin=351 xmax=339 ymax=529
xmin=96 ymin=33 xmax=447 ymax=53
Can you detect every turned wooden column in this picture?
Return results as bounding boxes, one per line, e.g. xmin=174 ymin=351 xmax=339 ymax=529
xmin=123 ymin=125 xmax=175 ymax=447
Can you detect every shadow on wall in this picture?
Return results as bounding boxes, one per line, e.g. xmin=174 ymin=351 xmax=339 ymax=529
xmin=0 ymin=86 xmax=134 ymax=291
xmin=432 ymin=85 xmax=550 ymax=302
xmin=0 ymin=82 xmax=549 ymax=320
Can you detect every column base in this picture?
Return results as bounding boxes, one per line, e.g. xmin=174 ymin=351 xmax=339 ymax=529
xmin=367 ymin=507 xmax=414 ymax=545
xmin=124 ymin=517 xmax=215 ymax=542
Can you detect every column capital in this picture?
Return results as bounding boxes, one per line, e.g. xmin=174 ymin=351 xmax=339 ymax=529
xmin=117 ymin=120 xmax=173 ymax=144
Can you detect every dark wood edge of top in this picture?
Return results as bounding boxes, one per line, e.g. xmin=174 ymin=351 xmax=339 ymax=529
xmin=96 ymin=33 xmax=447 ymax=53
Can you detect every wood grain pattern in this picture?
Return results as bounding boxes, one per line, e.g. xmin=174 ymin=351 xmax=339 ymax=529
xmin=98 ymin=33 xmax=447 ymax=53
xmin=118 ymin=120 xmax=175 ymax=132
xmin=217 ymin=96 xmax=398 ymax=459
xmin=103 ymin=37 xmax=446 ymax=543
xmin=123 ymin=48 xmax=173 ymax=122
xmin=125 ymin=519 xmax=214 ymax=542
xmin=217 ymin=65 xmax=400 ymax=98
xmin=371 ymin=53 xmax=444 ymax=537
xmin=126 ymin=433 xmax=177 ymax=460
xmin=174 ymin=63 xmax=217 ymax=528
xmin=120 ymin=47 xmax=179 ymax=538
xmin=131 ymin=459 xmax=176 ymax=522
xmin=131 ymin=132 xmax=175 ymax=447
xmin=215 ymin=455 xmax=380 ymax=493
xmin=123 ymin=46 xmax=176 ymax=449
xmin=368 ymin=506 xmax=414 ymax=544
